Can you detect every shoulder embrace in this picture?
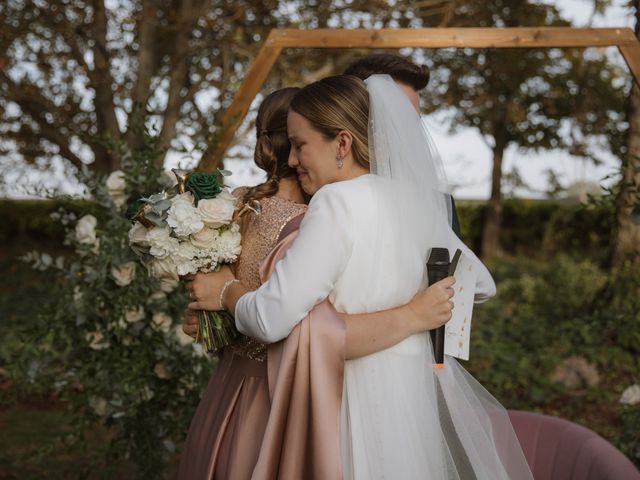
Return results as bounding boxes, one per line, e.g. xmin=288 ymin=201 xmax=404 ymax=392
xmin=311 ymin=175 xmax=372 ymax=208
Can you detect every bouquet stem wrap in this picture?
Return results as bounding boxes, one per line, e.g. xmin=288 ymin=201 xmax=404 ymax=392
xmin=197 ymin=309 xmax=239 ymax=353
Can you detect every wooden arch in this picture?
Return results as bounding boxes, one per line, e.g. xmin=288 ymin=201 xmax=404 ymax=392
xmin=198 ymin=27 xmax=640 ymax=171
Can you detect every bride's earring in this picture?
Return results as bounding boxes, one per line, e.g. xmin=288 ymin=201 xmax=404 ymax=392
xmin=336 ymin=152 xmax=344 ymax=169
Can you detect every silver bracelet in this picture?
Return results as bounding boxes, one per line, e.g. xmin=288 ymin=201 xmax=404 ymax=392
xmin=219 ymin=279 xmax=240 ymax=310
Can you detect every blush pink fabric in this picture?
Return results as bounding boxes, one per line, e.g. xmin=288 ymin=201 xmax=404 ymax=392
xmin=508 ymin=410 xmax=640 ymax=480
xmin=178 ymin=213 xmax=345 ymax=480
xmin=251 ymin=228 xmax=346 ymax=480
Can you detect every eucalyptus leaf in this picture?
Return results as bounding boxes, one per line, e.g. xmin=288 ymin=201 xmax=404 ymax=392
xmin=218 ymin=169 xmax=232 ymax=176
xmin=144 ymin=212 xmax=165 ymax=227
xmin=152 ymin=199 xmax=172 ymax=213
xmin=147 ymin=192 xmax=168 ymax=204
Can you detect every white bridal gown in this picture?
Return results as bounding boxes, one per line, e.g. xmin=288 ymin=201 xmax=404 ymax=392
xmin=236 ymin=174 xmax=532 ymax=480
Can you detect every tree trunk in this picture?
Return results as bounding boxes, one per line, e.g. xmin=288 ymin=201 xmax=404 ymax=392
xmin=613 ymin=1 xmax=640 ymax=267
xmin=482 ymin=135 xmax=506 ymax=259
xmin=613 ymin=81 xmax=640 ymax=266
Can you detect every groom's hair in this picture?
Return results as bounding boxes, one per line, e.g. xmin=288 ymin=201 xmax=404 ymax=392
xmin=344 ymin=54 xmax=430 ymax=91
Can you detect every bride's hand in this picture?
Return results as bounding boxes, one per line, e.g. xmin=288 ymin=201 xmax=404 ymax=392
xmin=182 ymin=308 xmax=198 ymax=338
xmin=405 ymin=277 xmax=455 ymax=333
xmin=184 ymin=266 xmax=236 ymax=312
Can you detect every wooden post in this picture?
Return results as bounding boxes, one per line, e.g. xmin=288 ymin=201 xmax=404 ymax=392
xmin=198 ymin=38 xmax=282 ymax=172
xmin=197 ymin=27 xmax=640 ymax=171
xmin=619 ymin=44 xmax=640 ymax=88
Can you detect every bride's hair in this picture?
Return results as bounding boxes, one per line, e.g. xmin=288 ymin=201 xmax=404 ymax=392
xmin=242 ymin=87 xmax=300 ymax=205
xmin=344 ymin=53 xmax=430 ymax=91
xmin=290 ymin=75 xmax=370 ymax=169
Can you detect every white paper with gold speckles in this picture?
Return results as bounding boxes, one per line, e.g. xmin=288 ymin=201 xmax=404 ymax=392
xmin=445 ymin=252 xmax=477 ymax=361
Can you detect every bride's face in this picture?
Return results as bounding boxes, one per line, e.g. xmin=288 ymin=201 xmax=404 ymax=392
xmin=287 ymin=110 xmax=341 ymax=195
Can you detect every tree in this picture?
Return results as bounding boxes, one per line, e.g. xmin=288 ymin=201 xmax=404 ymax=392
xmin=0 ymin=0 xmax=456 ymax=195
xmin=613 ymin=0 xmax=640 ymax=267
xmin=422 ymin=0 xmax=629 ymax=258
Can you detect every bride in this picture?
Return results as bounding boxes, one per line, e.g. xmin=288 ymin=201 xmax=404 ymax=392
xmin=200 ymin=74 xmax=532 ymax=479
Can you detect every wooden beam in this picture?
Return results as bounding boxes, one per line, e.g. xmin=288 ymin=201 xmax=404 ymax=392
xmin=198 ymin=39 xmax=282 ymax=172
xmin=266 ymin=27 xmax=638 ymax=49
xmin=197 ymin=27 xmax=640 ymax=171
xmin=619 ymin=44 xmax=640 ymax=89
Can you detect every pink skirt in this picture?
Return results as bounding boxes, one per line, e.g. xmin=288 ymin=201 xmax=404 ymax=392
xmin=177 ymin=350 xmax=270 ymax=480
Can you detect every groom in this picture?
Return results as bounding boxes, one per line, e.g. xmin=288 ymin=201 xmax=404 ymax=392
xmin=344 ymin=54 xmax=463 ymax=239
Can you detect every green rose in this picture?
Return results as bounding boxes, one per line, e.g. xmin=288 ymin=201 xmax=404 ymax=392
xmin=185 ymin=172 xmax=222 ymax=204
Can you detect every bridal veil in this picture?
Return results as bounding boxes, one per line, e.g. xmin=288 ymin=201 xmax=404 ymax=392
xmin=352 ymin=74 xmax=533 ymax=479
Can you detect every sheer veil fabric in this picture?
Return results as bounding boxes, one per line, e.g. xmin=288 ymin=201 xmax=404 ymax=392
xmin=338 ymin=75 xmax=533 ymax=479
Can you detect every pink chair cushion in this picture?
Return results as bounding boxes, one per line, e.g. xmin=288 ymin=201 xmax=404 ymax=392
xmin=508 ymin=410 xmax=640 ymax=480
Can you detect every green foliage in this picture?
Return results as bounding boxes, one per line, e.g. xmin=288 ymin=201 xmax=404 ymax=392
xmin=543 ymin=202 xmax=615 ymax=263
xmin=11 ymin=129 xmax=211 ymax=478
xmin=469 ymin=256 xmax=640 ymax=465
xmin=456 ymin=199 xmax=611 ymax=261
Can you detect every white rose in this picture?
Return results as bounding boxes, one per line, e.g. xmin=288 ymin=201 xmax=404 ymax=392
xmin=146 ymin=226 xmax=179 ymax=259
xmin=197 ymin=192 xmax=236 ymax=228
xmin=215 ymin=224 xmax=242 ymax=262
xmin=153 ymin=362 xmax=170 ymax=379
xmin=73 ymin=286 xmax=83 ymax=306
xmin=152 ymin=312 xmax=172 ymax=333
xmin=106 ymin=170 xmax=126 ymax=194
xmin=86 ymin=331 xmax=110 ymax=350
xmin=175 ymin=324 xmax=193 ymax=346
xmin=89 ymin=396 xmax=109 ymax=416
xmin=147 ymin=291 xmax=167 ymax=304
xmin=170 ymin=241 xmax=198 ymax=276
xmin=167 ymin=192 xmax=204 ymax=237
xmin=124 ymin=306 xmax=145 ymax=323
xmin=111 ymin=262 xmax=136 ymax=287
xmin=91 ymin=238 xmax=101 ymax=255
xmin=149 ymin=256 xmax=179 ymax=283
xmin=190 ymin=227 xmax=218 ymax=250
xmin=620 ymin=384 xmax=640 ymax=405
xmin=176 ymin=259 xmax=198 ymax=277
xmin=160 ymin=277 xmax=179 ymax=293
xmin=141 ymin=385 xmax=154 ymax=401
xmin=111 ymin=192 xmax=128 ymax=209
xmin=106 ymin=171 xmax=128 ymax=209
xmin=75 ymin=215 xmax=98 ymax=245
xmin=128 ymin=222 xmax=149 ymax=247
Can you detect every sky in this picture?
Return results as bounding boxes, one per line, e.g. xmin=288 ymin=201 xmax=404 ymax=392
xmin=3 ymin=0 xmax=636 ymax=200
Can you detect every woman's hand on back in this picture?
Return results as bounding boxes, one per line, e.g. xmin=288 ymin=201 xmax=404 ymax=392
xmin=405 ymin=277 xmax=455 ymax=334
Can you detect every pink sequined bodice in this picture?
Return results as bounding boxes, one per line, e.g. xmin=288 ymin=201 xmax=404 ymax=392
xmin=228 ymin=187 xmax=307 ymax=361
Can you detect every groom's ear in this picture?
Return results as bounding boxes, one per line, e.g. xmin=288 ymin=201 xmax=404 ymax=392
xmin=336 ymin=130 xmax=353 ymax=158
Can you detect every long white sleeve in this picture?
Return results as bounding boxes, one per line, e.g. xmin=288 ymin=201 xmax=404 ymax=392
xmin=447 ymin=228 xmax=496 ymax=303
xmin=235 ymin=183 xmax=354 ymax=343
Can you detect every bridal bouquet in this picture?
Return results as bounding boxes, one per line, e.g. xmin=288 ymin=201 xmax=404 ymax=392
xmin=127 ymin=168 xmax=241 ymax=352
